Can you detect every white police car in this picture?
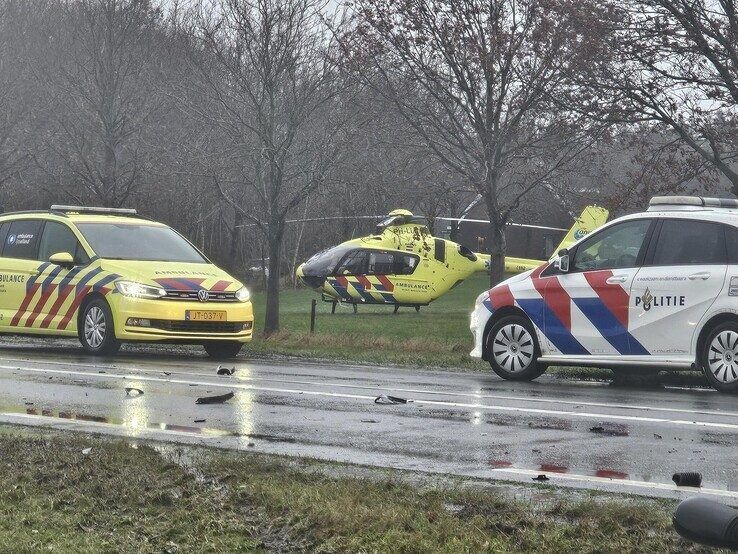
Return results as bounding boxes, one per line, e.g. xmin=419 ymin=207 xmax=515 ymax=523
xmin=470 ymin=196 xmax=738 ymax=393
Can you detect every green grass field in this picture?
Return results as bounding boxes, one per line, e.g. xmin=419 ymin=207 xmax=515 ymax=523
xmin=0 ymin=426 xmax=704 ymax=552
xmin=248 ymin=274 xmax=493 ymax=369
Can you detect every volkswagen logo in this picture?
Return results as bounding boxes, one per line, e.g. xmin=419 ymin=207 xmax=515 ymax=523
xmin=197 ymin=290 xmax=210 ymax=302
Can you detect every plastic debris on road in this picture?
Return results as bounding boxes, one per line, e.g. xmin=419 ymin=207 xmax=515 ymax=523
xmin=196 ymin=391 xmax=235 ymax=405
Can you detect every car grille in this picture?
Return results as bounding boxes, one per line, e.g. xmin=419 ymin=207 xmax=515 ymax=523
xmin=162 ymin=290 xmax=239 ymax=302
xmin=149 ymin=320 xmax=252 ymax=334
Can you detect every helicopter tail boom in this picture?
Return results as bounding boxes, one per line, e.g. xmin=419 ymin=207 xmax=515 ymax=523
xmin=474 ymin=205 xmax=609 ymax=275
xmin=553 ymin=205 xmax=609 ymax=254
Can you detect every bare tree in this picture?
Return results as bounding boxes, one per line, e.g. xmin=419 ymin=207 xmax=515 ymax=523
xmin=346 ymin=0 xmax=600 ymax=285
xmin=39 ymin=0 xmax=162 ymax=207
xmin=0 ymin=0 xmax=38 ymax=192
xmin=185 ymin=0 xmax=348 ymax=333
xmin=572 ymin=0 xmax=738 ymax=195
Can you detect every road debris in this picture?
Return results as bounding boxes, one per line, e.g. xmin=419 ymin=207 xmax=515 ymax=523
xmin=374 ymin=394 xmax=410 ymax=405
xmin=673 ymin=497 xmax=738 ymax=549
xmin=82 ymin=447 xmax=92 ymax=455
xmin=194 ymin=419 xmax=206 ymax=423
xmin=125 ymin=387 xmax=144 ymax=397
xmin=589 ymin=426 xmax=604 ymax=433
xmin=196 ymin=391 xmax=235 ymax=405
xmin=217 ymin=365 xmax=235 ymax=376
xmin=361 ymin=419 xmax=379 ymax=423
xmin=672 ymin=472 xmax=702 ymax=487
xmin=532 ymin=474 xmax=549 ymax=482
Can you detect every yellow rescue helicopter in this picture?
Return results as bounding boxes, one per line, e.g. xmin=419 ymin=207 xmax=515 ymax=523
xmin=296 ymin=206 xmax=608 ymax=312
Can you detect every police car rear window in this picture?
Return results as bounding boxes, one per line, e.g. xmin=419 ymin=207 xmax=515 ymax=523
xmin=2 ymin=220 xmax=44 ymax=260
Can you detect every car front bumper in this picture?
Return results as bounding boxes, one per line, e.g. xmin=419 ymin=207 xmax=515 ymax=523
xmin=469 ymin=304 xmax=490 ymax=359
xmin=110 ymin=295 xmax=254 ymax=343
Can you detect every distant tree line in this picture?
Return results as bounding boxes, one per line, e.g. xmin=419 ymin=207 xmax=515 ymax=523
xmin=0 ymin=0 xmax=735 ymax=331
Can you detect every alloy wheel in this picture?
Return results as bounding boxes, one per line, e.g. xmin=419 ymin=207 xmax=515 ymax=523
xmin=84 ymin=306 xmax=106 ymax=349
xmin=493 ymin=323 xmax=534 ymax=373
xmin=708 ymin=330 xmax=738 ymax=384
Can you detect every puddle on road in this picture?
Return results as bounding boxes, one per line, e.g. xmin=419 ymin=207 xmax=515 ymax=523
xmin=1 ymin=404 xmax=298 ymax=446
xmin=20 ymin=405 xmax=239 ymax=437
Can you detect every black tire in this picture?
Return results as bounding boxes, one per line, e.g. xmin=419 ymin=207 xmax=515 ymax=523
xmin=78 ymin=297 xmax=121 ymax=356
xmin=486 ymin=315 xmax=546 ymax=381
xmin=203 ymin=341 xmax=243 ymax=360
xmin=699 ymin=322 xmax=738 ymax=393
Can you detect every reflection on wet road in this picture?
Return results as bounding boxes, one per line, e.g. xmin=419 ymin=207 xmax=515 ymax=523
xmin=0 ymin=341 xmax=736 ymax=499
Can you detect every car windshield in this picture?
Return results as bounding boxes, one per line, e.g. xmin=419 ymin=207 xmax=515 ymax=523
xmin=75 ymin=223 xmax=207 ymax=263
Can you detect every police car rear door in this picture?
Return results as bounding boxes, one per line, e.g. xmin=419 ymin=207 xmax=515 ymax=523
xmin=629 ymin=218 xmax=728 ymax=360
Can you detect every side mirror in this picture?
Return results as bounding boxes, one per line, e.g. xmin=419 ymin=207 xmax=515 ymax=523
xmin=554 ymin=248 xmax=570 ymax=273
xmin=49 ymin=252 xmax=75 ymax=268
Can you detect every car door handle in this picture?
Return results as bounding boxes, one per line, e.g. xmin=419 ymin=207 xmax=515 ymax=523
xmin=688 ymin=272 xmax=711 ymax=280
xmin=606 ymin=275 xmax=628 ymax=284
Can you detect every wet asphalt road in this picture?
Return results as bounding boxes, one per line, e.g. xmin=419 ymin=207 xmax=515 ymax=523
xmin=0 ymin=340 xmax=736 ymax=500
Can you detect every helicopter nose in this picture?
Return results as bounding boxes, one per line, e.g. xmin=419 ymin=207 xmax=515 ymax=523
xmin=296 ymin=263 xmax=325 ymax=289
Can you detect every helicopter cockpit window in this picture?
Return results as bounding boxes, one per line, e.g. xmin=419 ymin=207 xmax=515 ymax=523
xmin=304 ymin=245 xmax=352 ymax=275
xmin=335 ymin=249 xmax=369 ymax=275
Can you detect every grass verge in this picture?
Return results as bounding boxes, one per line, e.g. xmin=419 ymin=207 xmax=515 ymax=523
xmin=247 ymin=276 xmax=710 ymax=387
xmin=248 ymin=274 xmax=492 ymax=370
xmin=0 ymin=425 xmax=717 ymax=552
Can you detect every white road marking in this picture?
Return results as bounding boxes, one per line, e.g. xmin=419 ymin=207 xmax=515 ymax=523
xmin=489 ymin=467 xmax=738 ymax=499
xmin=0 ymin=356 xmax=733 ymax=419
xmin=2 ymin=364 xmax=738 ymax=430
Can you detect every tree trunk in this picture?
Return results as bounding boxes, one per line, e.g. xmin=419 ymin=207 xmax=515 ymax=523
xmin=487 ymin=220 xmax=506 ymax=287
xmin=228 ymin=210 xmax=243 ymax=273
xmin=484 ymin=196 xmax=506 ymax=287
xmin=263 ymin=225 xmax=284 ymax=335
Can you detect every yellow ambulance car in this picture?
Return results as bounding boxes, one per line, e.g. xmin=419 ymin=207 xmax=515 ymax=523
xmin=0 ymin=206 xmax=253 ymax=358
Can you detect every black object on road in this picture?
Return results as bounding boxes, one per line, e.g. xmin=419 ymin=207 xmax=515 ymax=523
xmin=672 ymin=472 xmax=702 ymax=487
xmin=196 ymin=391 xmax=235 ymax=404
xmin=673 ymin=497 xmax=738 ymax=549
xmin=217 ymin=365 xmax=235 ymax=376
xmin=125 ymin=387 xmax=144 ymax=397
xmin=532 ymin=474 xmax=549 ymax=482
xmin=374 ymin=394 xmax=409 ymax=405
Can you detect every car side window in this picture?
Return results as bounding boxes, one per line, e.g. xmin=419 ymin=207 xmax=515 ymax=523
xmin=651 ymin=219 xmax=726 ymax=266
xmin=572 ymin=219 xmax=651 ymax=272
xmin=726 ymin=225 xmax=738 ymax=264
xmin=0 ymin=223 xmax=9 ymax=252
xmin=38 ymin=221 xmax=90 ymax=265
xmin=2 ymin=220 xmax=44 ymax=260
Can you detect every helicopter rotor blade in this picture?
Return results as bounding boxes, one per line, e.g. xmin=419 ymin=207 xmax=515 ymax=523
xmin=435 ymin=217 xmax=567 ymax=232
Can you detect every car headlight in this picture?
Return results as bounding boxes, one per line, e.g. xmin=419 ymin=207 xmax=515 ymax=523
xmin=235 ymin=286 xmax=251 ymax=302
xmin=115 ymin=281 xmax=166 ymax=299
